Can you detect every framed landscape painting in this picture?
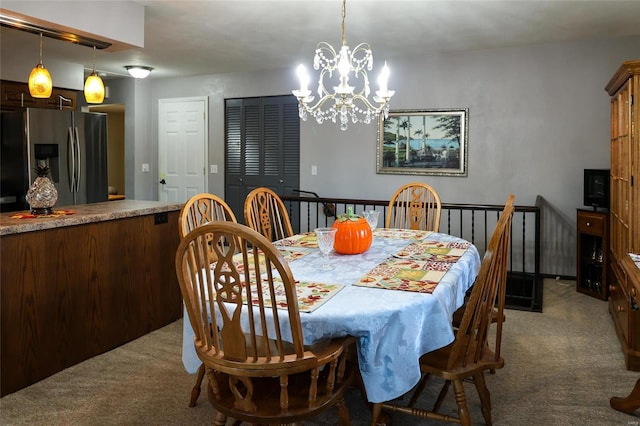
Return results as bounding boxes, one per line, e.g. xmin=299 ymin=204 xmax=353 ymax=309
xmin=376 ymin=108 xmax=469 ymax=176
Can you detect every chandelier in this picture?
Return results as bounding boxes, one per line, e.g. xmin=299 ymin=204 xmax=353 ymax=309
xmin=292 ymin=0 xmax=394 ymax=131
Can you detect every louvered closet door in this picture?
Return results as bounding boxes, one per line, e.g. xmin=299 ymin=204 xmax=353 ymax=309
xmin=225 ymin=95 xmax=300 ymax=228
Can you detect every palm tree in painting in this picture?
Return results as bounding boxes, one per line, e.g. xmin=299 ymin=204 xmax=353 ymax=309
xmin=433 ymin=115 xmax=461 ymax=142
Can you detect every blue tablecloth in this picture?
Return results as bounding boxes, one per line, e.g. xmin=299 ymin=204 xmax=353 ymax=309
xmin=181 ymin=230 xmax=481 ymax=403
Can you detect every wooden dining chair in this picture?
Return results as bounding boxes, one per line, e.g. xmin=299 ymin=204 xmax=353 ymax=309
xmin=385 ymin=182 xmax=442 ymax=232
xmin=370 ymin=200 xmax=515 ymax=426
xmin=178 ymin=193 xmax=237 ymax=407
xmin=176 ymin=221 xmax=356 ymax=425
xmin=244 ymin=187 xmax=294 ymax=241
xmin=452 ymin=195 xmax=515 ymax=331
xmin=179 ymin=193 xmax=238 ymax=239
xmin=432 ymin=194 xmax=515 ymax=411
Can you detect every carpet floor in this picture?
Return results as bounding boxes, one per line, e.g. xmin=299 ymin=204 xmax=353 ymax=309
xmin=2 ymin=279 xmax=640 ymax=425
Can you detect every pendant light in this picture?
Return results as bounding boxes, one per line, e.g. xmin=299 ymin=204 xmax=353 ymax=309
xmin=84 ymin=46 xmax=105 ymax=104
xmin=28 ymin=33 xmax=53 ymax=98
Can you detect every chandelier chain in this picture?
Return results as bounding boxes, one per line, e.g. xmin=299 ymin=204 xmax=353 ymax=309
xmin=341 ymin=0 xmax=346 ymax=46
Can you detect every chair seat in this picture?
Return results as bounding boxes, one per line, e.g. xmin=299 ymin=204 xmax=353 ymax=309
xmin=452 ymin=304 xmax=504 ymax=328
xmin=206 ymin=336 xmax=356 ymax=424
xmin=419 ymin=344 xmax=505 ymax=379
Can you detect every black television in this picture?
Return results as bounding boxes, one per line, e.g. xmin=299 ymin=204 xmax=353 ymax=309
xmin=584 ymin=169 xmax=610 ymax=210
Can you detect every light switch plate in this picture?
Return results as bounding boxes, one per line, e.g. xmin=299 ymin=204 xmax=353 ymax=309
xmin=141 ymin=163 xmax=149 ymax=172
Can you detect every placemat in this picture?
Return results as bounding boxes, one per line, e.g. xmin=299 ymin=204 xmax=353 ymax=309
xmin=213 ymin=250 xmax=310 ymax=276
xmin=394 ymin=240 xmax=471 ymax=262
xmin=372 ymin=228 xmax=433 ymax=240
xmin=244 ymin=279 xmax=344 ymax=313
xmin=354 ymin=257 xmax=453 ymax=293
xmin=274 ymin=232 xmax=318 ymax=248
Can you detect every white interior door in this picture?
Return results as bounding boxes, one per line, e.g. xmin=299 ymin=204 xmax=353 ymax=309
xmin=158 ymin=97 xmax=208 ymax=202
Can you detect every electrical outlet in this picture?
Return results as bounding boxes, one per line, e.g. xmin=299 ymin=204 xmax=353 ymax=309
xmin=154 ymin=212 xmax=168 ymax=225
xmin=210 ymin=164 xmax=218 ymax=174
xmin=141 ymin=163 xmax=150 ymax=172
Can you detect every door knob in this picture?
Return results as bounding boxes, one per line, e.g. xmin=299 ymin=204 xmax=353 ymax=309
xmin=159 ymin=179 xmax=166 ymax=185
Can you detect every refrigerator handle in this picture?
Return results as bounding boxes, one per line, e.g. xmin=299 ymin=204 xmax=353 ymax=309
xmin=74 ymin=126 xmax=81 ymax=192
xmin=67 ymin=126 xmax=76 ymax=192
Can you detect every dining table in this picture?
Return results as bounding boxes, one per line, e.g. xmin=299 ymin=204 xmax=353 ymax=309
xmin=181 ymin=227 xmax=481 ymax=404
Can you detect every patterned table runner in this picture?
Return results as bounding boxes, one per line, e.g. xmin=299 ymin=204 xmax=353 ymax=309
xmin=354 ymin=239 xmax=471 ymax=294
xmin=372 ymin=228 xmax=433 ymax=240
xmin=243 ymin=279 xmax=344 ymax=313
xmin=214 ymin=249 xmax=309 ymax=276
xmin=209 ymin=251 xmax=340 ymax=312
xmin=394 ymin=240 xmax=471 ymax=262
xmin=274 ymin=232 xmax=318 ymax=248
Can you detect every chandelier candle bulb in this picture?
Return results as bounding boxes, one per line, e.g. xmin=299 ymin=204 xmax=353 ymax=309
xmin=378 ymin=62 xmax=390 ymax=94
xmin=295 ymin=65 xmax=311 ymax=97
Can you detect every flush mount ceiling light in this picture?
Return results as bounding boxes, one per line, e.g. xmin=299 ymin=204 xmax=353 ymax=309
xmin=292 ymin=0 xmax=394 ymax=131
xmin=125 ymin=65 xmax=153 ymax=79
xmin=28 ymin=33 xmax=53 ymax=98
xmin=84 ymin=46 xmax=105 ymax=104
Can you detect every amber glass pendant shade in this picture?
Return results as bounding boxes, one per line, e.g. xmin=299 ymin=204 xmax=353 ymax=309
xmin=84 ymin=46 xmax=104 ymax=104
xmin=84 ymin=73 xmax=105 ymax=103
xmin=28 ymin=63 xmax=52 ymax=98
xmin=29 ymin=34 xmax=52 ymax=98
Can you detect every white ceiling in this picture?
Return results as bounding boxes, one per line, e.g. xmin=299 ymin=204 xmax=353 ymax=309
xmin=2 ymin=0 xmax=640 ymax=80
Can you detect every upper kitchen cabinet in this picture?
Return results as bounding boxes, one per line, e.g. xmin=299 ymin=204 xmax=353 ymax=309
xmin=1 ymin=80 xmax=78 ymax=111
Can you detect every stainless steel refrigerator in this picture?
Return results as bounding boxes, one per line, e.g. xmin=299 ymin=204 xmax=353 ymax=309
xmin=1 ymin=108 xmax=108 ymax=212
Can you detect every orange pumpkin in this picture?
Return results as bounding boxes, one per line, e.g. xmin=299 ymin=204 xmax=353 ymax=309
xmin=331 ymin=208 xmax=372 ymax=254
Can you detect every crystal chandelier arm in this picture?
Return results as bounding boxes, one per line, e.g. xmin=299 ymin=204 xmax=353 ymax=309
xmin=314 ymin=42 xmax=340 ymax=72
xmin=349 ymin=43 xmax=373 ymax=72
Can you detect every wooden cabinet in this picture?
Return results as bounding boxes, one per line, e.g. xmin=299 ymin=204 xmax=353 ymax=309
xmin=610 ymin=255 xmax=640 ymax=371
xmin=1 ymin=80 xmax=78 ymax=111
xmin=606 ymin=60 xmax=640 ymax=370
xmin=576 ymin=209 xmax=609 ymax=300
xmin=0 ymin=211 xmax=183 ymax=396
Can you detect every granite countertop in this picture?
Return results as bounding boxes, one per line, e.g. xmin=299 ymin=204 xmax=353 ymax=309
xmin=0 ymin=200 xmax=183 ymax=236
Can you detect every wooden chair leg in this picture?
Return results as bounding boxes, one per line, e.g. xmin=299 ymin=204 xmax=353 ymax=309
xmin=610 ymin=378 xmax=640 ymax=413
xmin=432 ymin=380 xmax=451 ymax=412
xmin=408 ymin=373 xmax=431 ymax=407
xmin=189 ymin=363 xmax=206 ymax=407
xmin=370 ymin=403 xmax=383 ymax=426
xmin=452 ymin=379 xmax=471 ymax=426
xmin=213 ymin=410 xmax=227 ymax=426
xmin=473 ymin=373 xmax=493 ymax=425
xmin=336 ymin=397 xmax=351 ymax=426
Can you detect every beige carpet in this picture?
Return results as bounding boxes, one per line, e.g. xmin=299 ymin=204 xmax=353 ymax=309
xmin=1 ymin=279 xmax=639 ymax=425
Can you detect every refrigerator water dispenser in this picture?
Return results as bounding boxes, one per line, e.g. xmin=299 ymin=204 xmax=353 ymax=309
xmin=34 ymin=144 xmax=60 ymax=183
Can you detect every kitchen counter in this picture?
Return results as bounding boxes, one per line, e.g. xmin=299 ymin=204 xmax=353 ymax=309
xmin=1 ymin=199 xmax=184 ymax=396
xmin=0 ymin=200 xmax=183 ymax=236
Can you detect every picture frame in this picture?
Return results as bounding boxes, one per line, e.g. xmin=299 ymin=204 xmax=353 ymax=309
xmin=376 ymin=108 xmax=469 ymax=176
